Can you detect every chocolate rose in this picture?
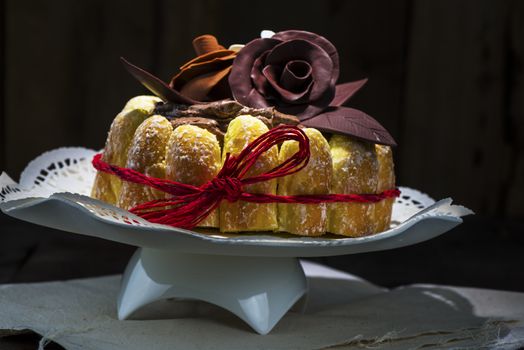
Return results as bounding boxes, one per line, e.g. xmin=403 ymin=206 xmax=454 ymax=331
xmin=229 ymin=30 xmax=340 ymax=120
xmin=121 ymin=35 xmax=236 ymax=104
xmin=169 ymin=35 xmax=237 ymax=102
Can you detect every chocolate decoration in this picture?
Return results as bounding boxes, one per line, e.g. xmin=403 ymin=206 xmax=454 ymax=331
xmin=123 ymin=35 xmax=236 ymax=104
xmin=155 ymin=100 xmax=300 ymax=133
xmin=192 ymin=34 xmax=224 ymax=56
xmin=302 ymin=107 xmax=396 ymax=146
xmin=229 ymin=33 xmax=338 ymax=120
xmin=331 ymin=78 xmax=368 ymax=106
xmin=272 ymin=30 xmax=339 ymax=86
xmin=229 ymin=38 xmax=282 ymax=109
xmin=279 ymin=60 xmax=312 ymax=93
xmin=265 ymin=40 xmax=333 ymax=101
xmin=272 ymin=87 xmax=335 ymax=122
xmin=121 ymin=30 xmax=396 ymax=147
xmin=175 ymin=66 xmax=233 ymax=101
xmin=262 ymin=64 xmax=313 ymax=103
xmin=169 ymin=46 xmax=237 ymax=101
xmin=177 ymin=50 xmax=235 ymax=72
xmin=169 ymin=117 xmax=225 ymax=142
xmin=121 ymin=57 xmax=197 ymax=105
xmin=228 ymin=30 xmax=393 ymax=145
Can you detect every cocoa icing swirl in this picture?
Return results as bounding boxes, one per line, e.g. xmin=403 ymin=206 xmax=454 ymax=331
xmin=154 ymin=100 xmax=300 ymax=143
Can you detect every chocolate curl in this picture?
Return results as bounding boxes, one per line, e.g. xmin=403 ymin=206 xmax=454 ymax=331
xmin=170 ymin=35 xmax=236 ymax=101
xmin=92 ymin=125 xmax=400 ymax=229
xmin=192 ymin=34 xmax=225 ymax=55
xmin=122 ymin=35 xmax=236 ymax=103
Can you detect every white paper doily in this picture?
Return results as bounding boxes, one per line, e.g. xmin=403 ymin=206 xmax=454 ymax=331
xmin=0 ymin=147 xmax=473 ymax=257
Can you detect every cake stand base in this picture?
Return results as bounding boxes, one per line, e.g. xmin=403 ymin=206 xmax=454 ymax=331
xmin=117 ymin=248 xmax=307 ymax=334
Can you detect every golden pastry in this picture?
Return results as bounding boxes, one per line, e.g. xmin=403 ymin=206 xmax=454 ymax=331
xmin=370 ymin=144 xmax=395 ymax=232
xmin=91 ymin=97 xmax=396 ymax=236
xmin=117 ymin=115 xmax=172 ymax=210
xmin=278 ymin=128 xmax=332 ymax=236
xmin=166 ymin=125 xmax=221 ymax=227
xmin=219 ymin=115 xmax=278 ymax=232
xmin=327 ymin=135 xmax=379 ymax=237
xmin=91 ymin=96 xmax=161 ymax=204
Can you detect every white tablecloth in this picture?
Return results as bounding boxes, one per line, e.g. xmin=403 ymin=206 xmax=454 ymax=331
xmin=1 ymin=261 xmax=523 ymax=349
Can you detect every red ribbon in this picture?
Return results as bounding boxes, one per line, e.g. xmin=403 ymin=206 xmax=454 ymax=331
xmin=92 ymin=125 xmax=400 ymax=229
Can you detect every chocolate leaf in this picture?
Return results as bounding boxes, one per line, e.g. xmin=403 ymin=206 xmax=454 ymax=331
xmin=332 ymin=78 xmax=368 ymax=106
xmin=121 ymin=57 xmax=197 ymax=105
xmin=275 ymin=88 xmax=335 ymax=121
xmin=302 ymin=106 xmax=396 ymax=146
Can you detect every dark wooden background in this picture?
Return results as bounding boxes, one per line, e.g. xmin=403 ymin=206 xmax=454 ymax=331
xmin=1 ymin=0 xmax=524 ymax=298
xmin=0 ymin=1 xmax=522 ymax=217
xmin=1 ymin=0 xmax=523 ymax=219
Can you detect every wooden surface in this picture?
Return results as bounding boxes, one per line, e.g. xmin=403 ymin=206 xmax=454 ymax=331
xmin=1 ymin=1 xmax=523 ymax=219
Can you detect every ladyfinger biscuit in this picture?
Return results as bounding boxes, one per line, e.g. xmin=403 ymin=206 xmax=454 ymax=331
xmin=91 ymin=95 xmax=162 ymax=204
xmin=117 ymin=115 xmax=172 ymax=210
xmin=370 ymin=144 xmax=395 ymax=232
xmin=327 ymin=135 xmax=379 ymax=237
xmin=220 ymin=115 xmax=278 ymax=232
xmin=278 ymin=128 xmax=332 ymax=236
xmin=166 ymin=125 xmax=221 ymax=227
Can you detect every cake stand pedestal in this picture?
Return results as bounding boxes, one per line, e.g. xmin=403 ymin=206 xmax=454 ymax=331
xmin=117 ymin=248 xmax=307 ymax=334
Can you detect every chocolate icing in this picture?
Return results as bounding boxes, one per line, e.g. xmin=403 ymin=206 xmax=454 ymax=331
xmin=169 ymin=117 xmax=225 ymax=141
xmin=155 ymin=100 xmax=300 ymax=143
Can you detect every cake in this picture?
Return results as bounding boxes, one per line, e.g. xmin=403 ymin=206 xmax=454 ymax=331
xmin=91 ymin=30 xmax=398 ymax=237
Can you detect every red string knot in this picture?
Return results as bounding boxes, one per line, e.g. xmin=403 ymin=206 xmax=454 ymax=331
xmin=207 ymin=176 xmax=243 ymax=203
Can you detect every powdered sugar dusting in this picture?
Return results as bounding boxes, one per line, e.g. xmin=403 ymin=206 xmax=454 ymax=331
xmin=277 ymin=128 xmax=332 ymax=236
xmin=166 ymin=125 xmax=221 ymax=186
xmin=220 ymin=115 xmax=278 ymax=232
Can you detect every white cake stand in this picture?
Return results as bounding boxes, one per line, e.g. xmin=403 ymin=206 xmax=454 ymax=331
xmin=0 ymin=148 xmax=473 ymax=334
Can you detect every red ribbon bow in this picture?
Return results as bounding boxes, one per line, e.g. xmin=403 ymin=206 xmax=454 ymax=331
xmin=92 ymin=125 xmax=400 ymax=229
